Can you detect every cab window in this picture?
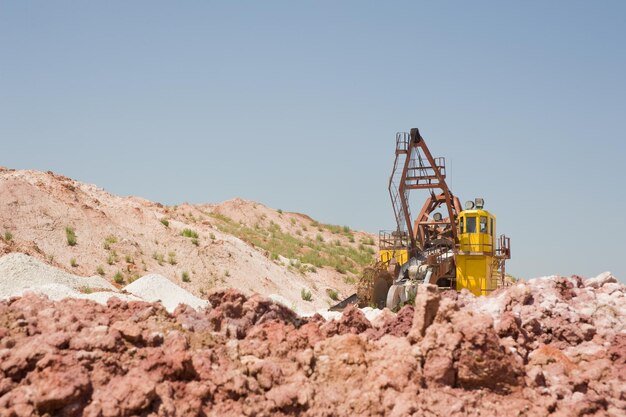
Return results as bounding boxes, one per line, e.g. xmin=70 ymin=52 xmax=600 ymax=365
xmin=460 ymin=217 xmax=464 ymax=233
xmin=480 ymin=217 xmax=487 ymax=233
xmin=490 ymin=218 xmax=494 ymax=236
xmin=466 ymin=216 xmax=476 ymax=233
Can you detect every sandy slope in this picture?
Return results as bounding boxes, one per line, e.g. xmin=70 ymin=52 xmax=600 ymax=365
xmin=0 ymin=167 xmax=372 ymax=313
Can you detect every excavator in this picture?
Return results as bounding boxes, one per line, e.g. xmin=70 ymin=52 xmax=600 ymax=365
xmin=332 ymin=128 xmax=511 ymax=310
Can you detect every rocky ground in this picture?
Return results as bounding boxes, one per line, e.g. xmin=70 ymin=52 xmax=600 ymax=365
xmin=0 ymin=272 xmax=623 ymax=417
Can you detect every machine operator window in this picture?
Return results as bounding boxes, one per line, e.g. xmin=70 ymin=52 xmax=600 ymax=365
xmin=466 ymin=216 xmax=476 ymax=233
xmin=490 ymin=218 xmax=494 ymax=236
xmin=480 ymin=217 xmax=487 ymax=233
xmin=460 ymin=217 xmax=464 ymax=233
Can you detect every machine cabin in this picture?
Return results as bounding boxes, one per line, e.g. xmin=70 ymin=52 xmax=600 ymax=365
xmin=456 ymin=208 xmax=499 ymax=295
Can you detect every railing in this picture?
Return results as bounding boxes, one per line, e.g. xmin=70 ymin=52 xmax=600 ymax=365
xmin=379 ymin=230 xmax=409 ymax=250
xmin=395 ymin=132 xmax=409 ymax=153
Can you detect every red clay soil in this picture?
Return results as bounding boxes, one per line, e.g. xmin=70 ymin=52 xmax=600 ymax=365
xmin=0 ymin=274 xmax=624 ymax=417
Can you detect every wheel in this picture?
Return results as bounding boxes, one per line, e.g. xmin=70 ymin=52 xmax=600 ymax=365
xmin=385 ymin=284 xmax=403 ymax=310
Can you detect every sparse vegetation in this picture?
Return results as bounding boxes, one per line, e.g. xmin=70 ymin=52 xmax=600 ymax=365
xmin=327 ymin=288 xmax=339 ymax=301
xmin=103 ymin=235 xmax=117 ymax=250
xmin=301 ymin=288 xmax=312 ymax=301
xmin=224 ymin=270 xmax=230 ymax=277
xmin=191 ymin=238 xmax=199 ymax=246
xmin=160 ymin=218 xmax=169 ymax=227
xmin=210 ymin=232 xmax=216 ymax=240
xmin=4 ymin=230 xmax=12 ymax=242
xmin=182 ymin=271 xmax=190 ymax=282
xmin=153 ymin=252 xmax=165 ymax=266
xmin=65 ymin=227 xmax=77 ymax=246
xmin=80 ymin=286 xmax=93 ymax=294
xmin=107 ymin=250 xmax=118 ymax=265
xmin=70 ymin=258 xmax=78 ymax=267
xmin=207 ymin=212 xmax=376 ymax=275
xmin=168 ymin=251 xmax=177 ymax=265
xmin=125 ymin=255 xmax=134 ymax=264
xmin=113 ymin=272 xmax=124 ymax=284
xmin=181 ymin=228 xmax=199 ymax=239
xmin=277 ymin=209 xmax=283 ymax=214
xmin=96 ymin=266 xmax=105 ymax=276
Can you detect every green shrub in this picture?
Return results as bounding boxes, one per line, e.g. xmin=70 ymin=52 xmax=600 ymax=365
xmin=125 ymin=255 xmax=134 ymax=264
xmin=96 ymin=266 xmax=105 ymax=276
xmin=327 ymin=288 xmax=339 ymax=301
xmin=210 ymin=232 xmax=216 ymax=240
xmin=181 ymin=229 xmax=199 ymax=239
xmin=316 ymin=234 xmax=324 ymax=242
xmin=65 ymin=227 xmax=77 ymax=246
xmin=70 ymin=258 xmax=78 ymax=267
xmin=182 ymin=271 xmax=190 ymax=282
xmin=301 ymin=288 xmax=312 ymax=301
xmin=160 ymin=218 xmax=169 ymax=227
xmin=113 ymin=272 xmax=124 ymax=284
xmin=277 ymin=209 xmax=283 ymax=214
xmin=335 ymin=265 xmax=346 ymax=274
xmin=4 ymin=231 xmax=12 ymax=242
xmin=192 ymin=238 xmax=199 ymax=246
xmin=224 ymin=270 xmax=230 ymax=277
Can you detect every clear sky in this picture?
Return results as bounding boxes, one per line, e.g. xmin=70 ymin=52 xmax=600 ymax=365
xmin=1 ymin=1 xmax=625 ymax=282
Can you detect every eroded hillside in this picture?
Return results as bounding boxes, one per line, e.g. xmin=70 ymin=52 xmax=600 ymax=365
xmin=0 ymin=167 xmax=376 ymax=313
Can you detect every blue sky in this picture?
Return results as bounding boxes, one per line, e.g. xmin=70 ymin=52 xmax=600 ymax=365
xmin=1 ymin=1 xmax=625 ymax=281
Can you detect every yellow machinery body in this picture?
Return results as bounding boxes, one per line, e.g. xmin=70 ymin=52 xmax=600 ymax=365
xmin=377 ymin=208 xmax=501 ymax=297
xmin=379 ymin=248 xmax=409 ymax=267
xmin=456 ymin=209 xmax=498 ymax=296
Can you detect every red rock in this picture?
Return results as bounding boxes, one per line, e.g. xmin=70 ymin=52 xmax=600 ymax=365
xmin=408 ymin=284 xmax=441 ymax=342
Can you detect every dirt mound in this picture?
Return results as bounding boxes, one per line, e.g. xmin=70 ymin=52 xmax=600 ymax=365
xmin=0 ymin=274 xmax=623 ymax=416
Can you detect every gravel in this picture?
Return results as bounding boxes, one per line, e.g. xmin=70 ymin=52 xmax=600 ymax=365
xmin=123 ymin=273 xmax=209 ymax=313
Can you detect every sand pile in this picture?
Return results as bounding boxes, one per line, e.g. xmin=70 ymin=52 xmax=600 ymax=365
xmin=0 ymin=253 xmax=139 ymax=304
xmin=124 ymin=274 xmax=209 ymax=312
xmin=0 ymin=273 xmax=623 ymax=416
xmin=0 ymin=253 xmax=206 ymax=313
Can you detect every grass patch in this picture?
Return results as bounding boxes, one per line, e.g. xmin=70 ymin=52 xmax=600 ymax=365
xmin=327 ymin=288 xmax=339 ymax=301
xmin=153 ymin=252 xmax=165 ymax=266
xmin=103 ymin=235 xmax=117 ymax=250
xmin=301 ymin=288 xmax=312 ymax=301
xmin=168 ymin=251 xmax=177 ymax=265
xmin=182 ymin=271 xmax=190 ymax=282
xmin=181 ymin=228 xmax=199 ymax=239
xmin=206 ymin=212 xmax=375 ymax=275
xmin=65 ymin=227 xmax=77 ymax=246
xmin=70 ymin=257 xmax=78 ymax=267
xmin=96 ymin=266 xmax=105 ymax=276
xmin=107 ymin=250 xmax=118 ymax=265
xmin=4 ymin=230 xmax=12 ymax=242
xmin=160 ymin=218 xmax=169 ymax=227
